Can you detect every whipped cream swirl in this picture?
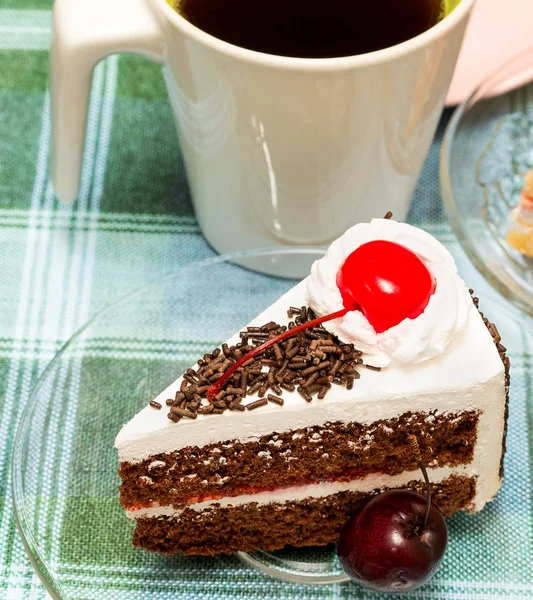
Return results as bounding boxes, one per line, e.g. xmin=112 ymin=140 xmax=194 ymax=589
xmin=306 ymin=219 xmax=472 ymax=368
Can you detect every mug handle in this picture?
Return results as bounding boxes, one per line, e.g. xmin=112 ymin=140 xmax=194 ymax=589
xmin=50 ymin=0 xmax=163 ymax=202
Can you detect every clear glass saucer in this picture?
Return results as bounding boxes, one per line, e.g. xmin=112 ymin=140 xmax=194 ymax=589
xmin=441 ymin=47 xmax=533 ymax=319
xmin=11 ymin=249 xmax=532 ymax=598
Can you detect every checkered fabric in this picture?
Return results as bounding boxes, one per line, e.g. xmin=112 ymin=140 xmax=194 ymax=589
xmin=1 ymin=1 xmax=533 ymax=598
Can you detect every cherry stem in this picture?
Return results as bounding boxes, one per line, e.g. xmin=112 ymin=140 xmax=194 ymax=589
xmin=207 ymin=307 xmax=349 ymax=400
xmin=408 ymin=434 xmax=431 ymax=535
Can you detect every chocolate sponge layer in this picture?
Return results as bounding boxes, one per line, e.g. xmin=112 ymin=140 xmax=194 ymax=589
xmin=119 ymin=410 xmax=479 ymax=510
xmin=132 ymin=474 xmax=476 ymax=555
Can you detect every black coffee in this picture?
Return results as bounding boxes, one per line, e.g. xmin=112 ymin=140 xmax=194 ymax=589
xmin=177 ymin=0 xmax=444 ymax=59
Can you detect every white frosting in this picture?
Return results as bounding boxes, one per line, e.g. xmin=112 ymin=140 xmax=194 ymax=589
xmin=306 ymin=219 xmax=473 ymax=368
xmin=126 ymin=464 xmax=474 ymax=520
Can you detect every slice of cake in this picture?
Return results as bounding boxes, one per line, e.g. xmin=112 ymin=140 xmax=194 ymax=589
xmin=507 ymin=166 xmax=533 ymax=256
xmin=115 ymin=218 xmax=509 ymax=556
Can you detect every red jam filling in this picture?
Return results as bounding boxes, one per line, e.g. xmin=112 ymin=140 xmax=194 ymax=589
xmin=128 ymin=465 xmax=395 ymax=511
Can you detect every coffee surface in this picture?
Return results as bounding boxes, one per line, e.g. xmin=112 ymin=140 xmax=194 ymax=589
xmin=177 ymin=0 xmax=443 ymax=58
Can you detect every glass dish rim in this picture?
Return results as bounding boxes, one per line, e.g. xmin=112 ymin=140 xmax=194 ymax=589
xmin=440 ymin=46 xmax=533 ymax=319
xmin=10 ymin=246 xmax=325 ymax=599
xmin=237 ymin=549 xmax=350 ymax=585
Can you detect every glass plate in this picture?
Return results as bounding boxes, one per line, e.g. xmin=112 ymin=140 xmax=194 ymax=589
xmin=12 ymin=249 xmax=532 ymax=598
xmin=441 ymin=47 xmax=533 ymax=319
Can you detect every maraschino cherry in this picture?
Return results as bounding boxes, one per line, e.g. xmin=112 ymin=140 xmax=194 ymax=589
xmin=337 ymin=240 xmax=436 ymax=333
xmin=337 ymin=436 xmax=448 ymax=592
xmin=208 ymin=239 xmax=435 ymax=399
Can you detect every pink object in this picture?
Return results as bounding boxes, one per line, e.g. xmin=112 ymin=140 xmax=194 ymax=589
xmin=447 ymin=0 xmax=533 ymax=106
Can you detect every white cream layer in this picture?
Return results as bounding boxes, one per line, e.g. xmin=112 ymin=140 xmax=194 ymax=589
xmin=126 ymin=464 xmax=476 ymax=520
xmin=115 ymin=278 xmax=506 ymax=512
xmin=306 ymin=219 xmax=472 ymax=367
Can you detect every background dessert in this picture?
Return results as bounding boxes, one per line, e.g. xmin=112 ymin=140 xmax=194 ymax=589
xmin=507 ymin=167 xmax=533 ymax=256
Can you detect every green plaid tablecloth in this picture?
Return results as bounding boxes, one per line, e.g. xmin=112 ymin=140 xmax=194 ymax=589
xmin=1 ymin=3 xmax=533 ymax=599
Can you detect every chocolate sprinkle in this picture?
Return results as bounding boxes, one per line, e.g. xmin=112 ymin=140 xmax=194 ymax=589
xmin=297 ymin=387 xmax=313 ymax=402
xmin=280 ymin=382 xmax=296 ymax=392
xmin=267 ymin=394 xmax=284 ymax=406
xmin=470 ymin=290 xmax=510 ymax=479
xmin=160 ymin=305 xmax=375 ymax=421
xmin=170 ymin=407 xmax=198 ymax=420
xmin=149 ymin=401 xmax=162 ymax=410
xmin=229 ymin=401 xmax=246 ymax=411
xmin=246 ymin=398 xmax=268 ymax=411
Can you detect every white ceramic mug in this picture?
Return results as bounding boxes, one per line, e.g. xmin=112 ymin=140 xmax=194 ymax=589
xmin=51 ymin=0 xmax=474 ymax=269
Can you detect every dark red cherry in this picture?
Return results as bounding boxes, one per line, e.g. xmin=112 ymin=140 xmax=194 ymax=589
xmin=337 ymin=490 xmax=447 ymax=592
xmin=336 ymin=240 xmax=436 ymax=333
